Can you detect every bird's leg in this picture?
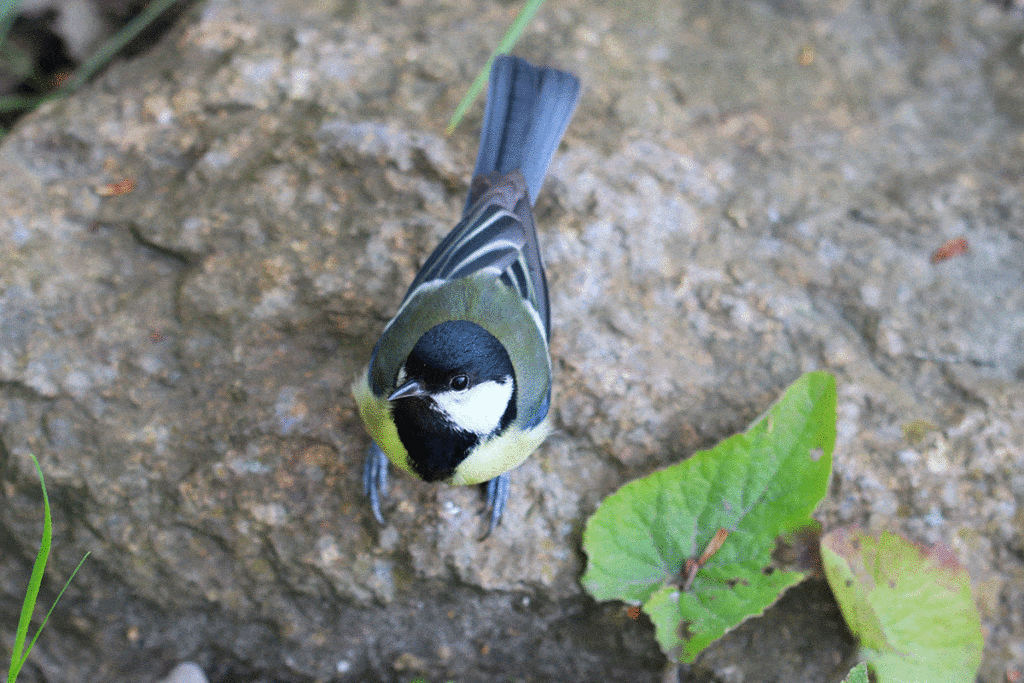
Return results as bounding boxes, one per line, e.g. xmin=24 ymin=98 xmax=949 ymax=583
xmin=362 ymin=442 xmax=389 ymax=525
xmin=480 ymin=473 xmax=510 ymax=539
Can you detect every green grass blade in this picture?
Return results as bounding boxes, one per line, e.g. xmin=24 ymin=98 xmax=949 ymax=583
xmin=62 ymin=0 xmax=180 ymax=92
xmin=17 ymin=551 xmax=91 ymax=673
xmin=445 ymin=0 xmax=547 ymax=135
xmin=1 ymin=0 xmax=180 ymax=122
xmin=6 ymin=455 xmax=89 ymax=683
xmin=0 ymin=92 xmax=46 ymax=113
xmin=7 ymin=454 xmax=52 ymax=683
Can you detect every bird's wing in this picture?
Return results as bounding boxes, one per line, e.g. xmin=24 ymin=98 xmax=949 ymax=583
xmin=401 ymin=170 xmax=550 ymax=339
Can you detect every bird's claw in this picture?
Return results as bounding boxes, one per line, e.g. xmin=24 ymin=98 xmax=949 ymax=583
xmin=479 ymin=473 xmax=510 ymax=540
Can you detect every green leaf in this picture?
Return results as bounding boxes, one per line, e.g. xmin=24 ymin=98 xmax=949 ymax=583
xmin=842 ymin=662 xmax=869 ymax=683
xmin=820 ymin=527 xmax=984 ymax=683
xmin=581 ymin=371 xmax=837 ymax=662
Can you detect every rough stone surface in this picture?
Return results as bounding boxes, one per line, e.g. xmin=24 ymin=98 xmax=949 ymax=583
xmin=1 ymin=0 xmax=1022 ymax=681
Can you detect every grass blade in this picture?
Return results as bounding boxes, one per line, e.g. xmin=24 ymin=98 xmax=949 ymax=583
xmin=62 ymin=0 xmax=180 ymax=92
xmin=1 ymin=0 xmax=181 ymax=120
xmin=0 ymin=93 xmax=45 ymax=113
xmin=6 ymin=455 xmax=89 ymax=683
xmin=7 ymin=454 xmax=53 ymax=683
xmin=445 ymin=0 xmax=547 ymax=135
xmin=17 ymin=552 xmax=91 ymax=673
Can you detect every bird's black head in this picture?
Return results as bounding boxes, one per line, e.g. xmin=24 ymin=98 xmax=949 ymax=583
xmin=389 ymin=320 xmax=517 ymax=482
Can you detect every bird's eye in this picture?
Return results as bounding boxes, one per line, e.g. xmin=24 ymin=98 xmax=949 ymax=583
xmin=450 ymin=374 xmax=469 ymax=391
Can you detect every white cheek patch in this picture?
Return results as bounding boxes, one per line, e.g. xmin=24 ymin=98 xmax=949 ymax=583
xmin=431 ymin=377 xmax=514 ymax=437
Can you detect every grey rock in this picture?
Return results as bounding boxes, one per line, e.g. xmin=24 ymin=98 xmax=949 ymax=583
xmin=1 ymin=0 xmax=1022 ymax=681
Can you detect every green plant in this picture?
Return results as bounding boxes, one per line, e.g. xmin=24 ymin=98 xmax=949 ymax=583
xmin=581 ymin=371 xmax=837 ymax=663
xmin=6 ymin=454 xmax=89 ymax=683
xmin=842 ymin=662 xmax=869 ymax=683
xmin=580 ymin=370 xmax=984 ymax=682
xmin=0 ymin=0 xmax=181 ymax=133
xmin=821 ymin=527 xmax=984 ymax=683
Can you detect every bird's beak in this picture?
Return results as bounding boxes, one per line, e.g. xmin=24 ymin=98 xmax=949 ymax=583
xmin=388 ymin=379 xmax=428 ymax=401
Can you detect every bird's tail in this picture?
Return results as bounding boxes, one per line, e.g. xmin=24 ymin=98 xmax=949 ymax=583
xmin=466 ymin=55 xmax=580 ymax=214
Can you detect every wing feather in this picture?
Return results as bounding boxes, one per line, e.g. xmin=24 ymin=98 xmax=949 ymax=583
xmin=400 ymin=171 xmax=550 ymax=339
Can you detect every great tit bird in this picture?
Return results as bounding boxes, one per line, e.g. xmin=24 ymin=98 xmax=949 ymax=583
xmin=352 ymin=55 xmax=580 ymax=535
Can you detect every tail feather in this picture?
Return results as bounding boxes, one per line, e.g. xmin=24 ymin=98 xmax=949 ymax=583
xmin=467 ymin=55 xmax=580 ymax=213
